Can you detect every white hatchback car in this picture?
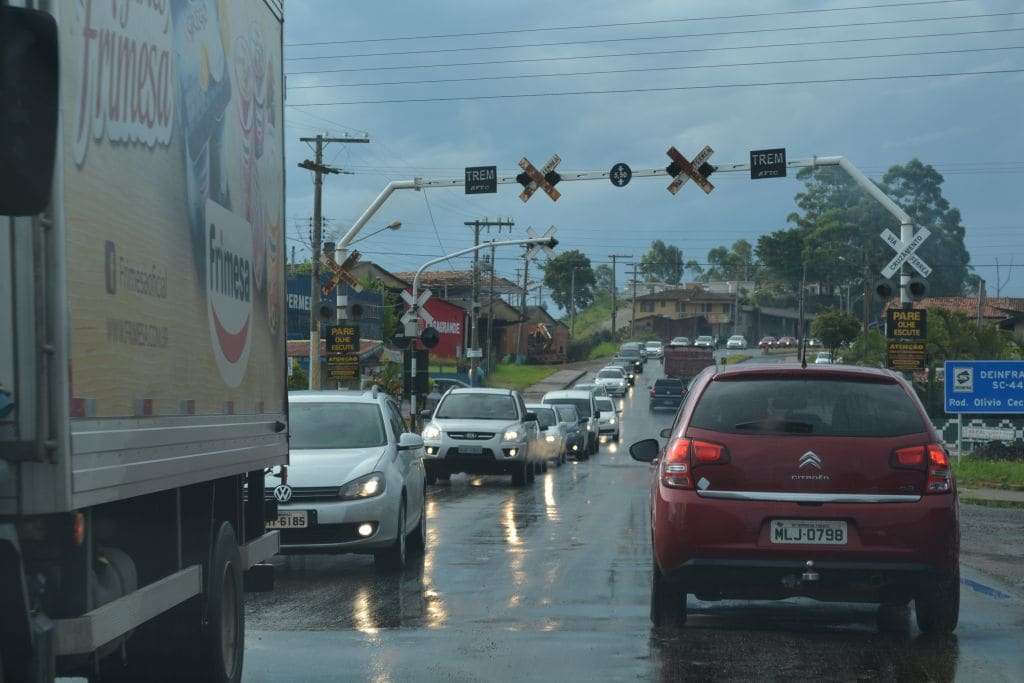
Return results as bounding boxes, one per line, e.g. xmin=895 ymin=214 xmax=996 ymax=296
xmin=594 ymin=395 xmax=621 ymax=442
xmin=274 ymin=390 xmax=427 ymax=572
xmin=725 ymin=335 xmax=748 ymax=349
xmin=594 ymin=366 xmax=628 ymax=396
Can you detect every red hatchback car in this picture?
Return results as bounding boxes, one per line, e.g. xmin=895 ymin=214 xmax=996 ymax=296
xmin=630 ymin=363 xmax=959 ymax=632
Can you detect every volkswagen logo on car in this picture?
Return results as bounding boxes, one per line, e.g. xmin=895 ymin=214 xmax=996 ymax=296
xmin=273 ymin=484 xmax=293 ymax=503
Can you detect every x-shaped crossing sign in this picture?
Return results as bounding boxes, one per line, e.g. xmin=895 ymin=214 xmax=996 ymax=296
xmin=880 ymin=227 xmax=932 ymax=279
xmin=321 ymin=249 xmax=363 ymax=295
xmin=400 ymin=289 xmax=434 ymax=330
xmin=526 ymin=226 xmax=557 ymax=260
xmin=517 ymin=155 xmax=562 ymax=203
xmin=665 ymin=145 xmax=715 ymax=195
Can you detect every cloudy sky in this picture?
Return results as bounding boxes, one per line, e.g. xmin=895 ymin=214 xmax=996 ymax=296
xmin=281 ymin=0 xmax=1024 ymax=303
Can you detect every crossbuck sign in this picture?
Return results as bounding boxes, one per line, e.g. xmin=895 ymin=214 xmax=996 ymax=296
xmin=880 ymin=227 xmax=932 ymax=279
xmin=401 ymin=288 xmax=434 ymax=334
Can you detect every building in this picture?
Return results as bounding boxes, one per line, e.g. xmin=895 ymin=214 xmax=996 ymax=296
xmin=286 ymin=274 xmax=383 ymax=341
xmin=497 ymin=306 xmax=569 ymax=364
xmin=885 ymin=297 xmax=1024 ymax=340
xmin=631 ymin=287 xmax=737 ymax=340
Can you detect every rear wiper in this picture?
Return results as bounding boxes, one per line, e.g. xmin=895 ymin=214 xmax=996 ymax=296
xmin=733 ymin=420 xmax=814 ymax=433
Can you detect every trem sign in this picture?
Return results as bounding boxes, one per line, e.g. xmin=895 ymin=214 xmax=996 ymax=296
xmin=749 ymin=148 xmax=787 ymax=179
xmin=464 ymin=165 xmax=497 ymax=194
xmin=944 ymin=360 xmax=1024 ymax=414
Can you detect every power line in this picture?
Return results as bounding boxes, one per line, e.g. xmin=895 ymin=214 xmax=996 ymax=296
xmin=287 ymin=67 xmax=1024 ymax=106
xmin=286 ymin=27 xmax=1024 ymax=77
xmin=284 ymin=0 xmax=973 ymax=47
xmin=285 ymin=10 xmax=1020 ymax=61
xmin=287 ymin=45 xmax=1024 ymax=90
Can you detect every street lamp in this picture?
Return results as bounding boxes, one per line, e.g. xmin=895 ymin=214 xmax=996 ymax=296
xmin=407 ymin=235 xmax=558 ymax=425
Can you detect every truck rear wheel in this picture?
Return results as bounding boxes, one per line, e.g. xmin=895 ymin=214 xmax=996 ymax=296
xmin=204 ymin=523 xmax=245 ymax=682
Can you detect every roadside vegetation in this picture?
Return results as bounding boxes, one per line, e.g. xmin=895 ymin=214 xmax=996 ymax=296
xmin=588 ymin=341 xmax=618 ymax=360
xmin=953 ymin=458 xmax=1024 ymax=490
xmin=720 ymin=354 xmax=752 ymax=366
xmin=486 ymin=363 xmax=559 ymax=391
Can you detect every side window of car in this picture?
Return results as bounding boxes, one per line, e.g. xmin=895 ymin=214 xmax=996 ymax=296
xmin=385 ymin=402 xmax=407 ymax=441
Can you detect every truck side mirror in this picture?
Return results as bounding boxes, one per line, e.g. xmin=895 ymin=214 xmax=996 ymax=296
xmin=0 ymin=7 xmax=59 ymax=216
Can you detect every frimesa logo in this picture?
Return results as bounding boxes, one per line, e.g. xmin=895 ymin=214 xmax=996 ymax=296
xmin=205 ymin=200 xmax=253 ymax=387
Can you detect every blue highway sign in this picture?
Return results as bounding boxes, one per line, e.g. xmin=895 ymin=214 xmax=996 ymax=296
xmin=944 ymin=360 xmax=1024 ymax=414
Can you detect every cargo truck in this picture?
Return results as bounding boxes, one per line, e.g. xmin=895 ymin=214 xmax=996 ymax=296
xmin=1 ymin=2 xmax=287 ymax=680
xmin=663 ymin=346 xmax=715 ymax=382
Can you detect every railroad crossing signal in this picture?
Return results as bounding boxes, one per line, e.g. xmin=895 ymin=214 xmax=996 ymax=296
xmin=880 ymin=227 xmax=932 ymax=279
xmin=516 ymin=155 xmax=562 ymax=202
xmin=321 ymin=249 xmax=363 ymax=295
xmin=665 ymin=145 xmax=716 ymax=195
xmin=609 ymin=162 xmax=632 ymax=187
xmin=525 ymin=226 xmax=558 ymax=260
xmin=400 ymin=288 xmax=434 ymax=336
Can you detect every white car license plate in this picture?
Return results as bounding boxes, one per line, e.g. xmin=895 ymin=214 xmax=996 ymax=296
xmin=459 ymin=446 xmax=483 ymax=454
xmin=268 ymin=511 xmax=309 ymax=529
xmin=770 ymin=519 xmax=847 ymax=545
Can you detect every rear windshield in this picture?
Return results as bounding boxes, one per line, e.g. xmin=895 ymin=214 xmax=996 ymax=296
xmin=655 ymin=379 xmax=683 ymax=389
xmin=689 ymin=378 xmax=926 ymax=437
xmin=437 ymin=394 xmax=517 ymax=420
xmin=619 ymin=349 xmax=640 ymax=358
xmin=596 ymin=397 xmax=614 ymax=412
xmin=289 ymin=403 xmax=387 ymax=449
xmin=598 ymin=369 xmax=621 ymax=379
xmin=555 ymin=405 xmax=579 ymax=422
xmin=531 ymin=407 xmax=558 ymax=428
xmin=545 ymin=398 xmax=592 ymax=419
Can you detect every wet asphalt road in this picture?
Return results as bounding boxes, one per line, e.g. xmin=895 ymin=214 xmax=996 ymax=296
xmin=244 ymin=357 xmax=1024 ymax=682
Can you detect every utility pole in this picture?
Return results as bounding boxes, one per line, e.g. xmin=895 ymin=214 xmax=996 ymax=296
xmin=514 ymin=252 xmax=530 ymax=362
xmin=627 ymin=262 xmax=639 ymax=337
xmin=298 ymin=133 xmax=369 ymax=389
xmin=486 ymin=242 xmax=497 ymax=373
xmin=465 ymin=218 xmax=514 ymax=375
xmin=977 ymin=278 xmax=986 ymax=329
xmin=798 ymin=262 xmax=807 ymax=362
xmin=570 ymin=267 xmax=578 ymax=338
xmin=608 ymin=254 xmax=632 ymax=338
xmin=862 ymin=252 xmax=871 ymax=339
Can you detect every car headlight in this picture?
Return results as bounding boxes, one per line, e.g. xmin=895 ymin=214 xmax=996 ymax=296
xmin=338 ymin=472 xmax=385 ymax=500
xmin=503 ymin=429 xmax=520 ymax=442
xmin=545 ymin=434 xmax=556 ymax=443
xmin=608 ymin=418 xmax=616 ymax=425
xmin=421 ymin=424 xmax=442 ymax=440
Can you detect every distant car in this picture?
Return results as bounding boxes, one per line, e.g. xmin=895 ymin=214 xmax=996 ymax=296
xmin=806 ymin=338 xmax=822 ymax=348
xmin=542 ymin=389 xmax=601 ymax=457
xmin=595 ymin=395 xmax=621 ymax=442
xmin=649 ymin=377 xmax=686 ymax=411
xmin=278 ymin=391 xmax=427 ymax=570
xmin=553 ymin=404 xmax=586 ymax=459
xmin=778 ymin=336 xmax=798 ymax=348
xmin=594 ymin=367 xmax=628 ymax=396
xmin=616 ymin=348 xmax=644 ymax=375
xmin=694 ymin=335 xmax=715 ymax=349
xmin=670 ymin=337 xmax=691 ymax=347
xmin=622 ymin=341 xmax=649 ymax=361
xmin=574 ymin=382 xmax=611 ymax=398
xmin=426 ymin=377 xmax=470 ymax=409
xmin=645 ymin=340 xmax=665 ymax=359
xmin=603 ymin=362 xmax=635 ymax=385
xmin=758 ymin=336 xmax=777 ymax=349
xmin=725 ymin=335 xmax=747 ymax=350
xmin=421 ymin=388 xmax=543 ymax=486
xmin=526 ymin=403 xmax=567 ymax=468
xmin=630 ymin=363 xmax=960 ymax=633
xmin=814 ymin=351 xmax=833 ymax=365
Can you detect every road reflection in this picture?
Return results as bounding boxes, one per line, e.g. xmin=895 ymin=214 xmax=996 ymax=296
xmin=649 ymin=605 xmax=960 ymax=681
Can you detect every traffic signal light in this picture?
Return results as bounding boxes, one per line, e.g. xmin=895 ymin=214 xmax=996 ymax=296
xmin=908 ymin=278 xmax=927 ymax=300
xmin=350 ymin=302 xmax=364 ymax=320
xmin=318 ymin=300 xmax=335 ymax=321
xmin=876 ymin=281 xmax=894 ymax=299
xmin=420 ymin=326 xmax=440 ymax=349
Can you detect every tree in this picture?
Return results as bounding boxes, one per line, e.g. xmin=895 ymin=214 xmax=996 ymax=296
xmin=594 ymin=263 xmax=615 ymax=298
xmin=810 ymin=308 xmax=861 ymax=357
xmin=287 ymin=359 xmax=308 ymax=390
xmin=639 ymin=240 xmax=683 ymax=284
xmin=701 ymin=239 xmax=757 ymax=282
xmin=542 ymin=250 xmax=595 ymax=312
xmin=756 ymin=228 xmax=805 ymax=288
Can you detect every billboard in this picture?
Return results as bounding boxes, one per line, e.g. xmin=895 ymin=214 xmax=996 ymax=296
xmin=406 ymin=293 xmax=466 ymax=359
xmin=61 ymin=0 xmax=285 ymax=418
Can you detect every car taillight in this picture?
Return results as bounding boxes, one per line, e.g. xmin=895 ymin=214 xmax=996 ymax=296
xmin=661 ymin=438 xmax=692 ymax=489
xmin=649 ymin=389 xmax=656 ymax=397
xmin=890 ymin=443 xmax=952 ymax=494
xmin=660 ymin=437 xmax=729 ymax=489
xmin=926 ymin=443 xmax=952 ymax=494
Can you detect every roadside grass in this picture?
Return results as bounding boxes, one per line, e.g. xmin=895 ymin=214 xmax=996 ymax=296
xmin=959 ymin=497 xmax=1024 ymax=510
xmin=588 ymin=341 xmax=619 ymax=360
xmin=486 ymin=363 xmax=559 ymax=391
xmin=720 ymin=354 xmax=752 ymax=366
xmin=952 ymin=458 xmax=1024 ymax=490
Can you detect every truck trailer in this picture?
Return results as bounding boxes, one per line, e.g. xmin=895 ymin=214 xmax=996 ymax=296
xmin=1 ymin=1 xmax=287 ymax=680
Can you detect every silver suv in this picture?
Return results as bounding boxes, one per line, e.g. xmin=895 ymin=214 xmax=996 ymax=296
xmin=420 ymin=388 xmax=542 ymax=486
xmin=542 ymin=389 xmax=600 ymax=458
